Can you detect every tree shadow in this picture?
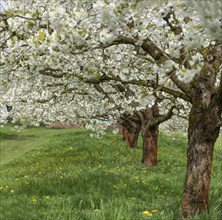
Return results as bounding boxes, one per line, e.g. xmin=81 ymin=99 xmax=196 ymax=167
xmin=0 ymin=132 xmax=35 ymax=141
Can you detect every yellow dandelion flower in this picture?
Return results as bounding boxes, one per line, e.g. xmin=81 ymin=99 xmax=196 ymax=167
xmin=143 ymin=211 xmax=152 ymax=217
xmin=0 ymin=186 xmax=3 ymax=190
xmin=113 ymin=185 xmax=117 ymax=188
xmin=10 ymin=189 xmax=15 ymax=193
xmin=32 ymin=198 xmax=37 ymax=203
xmin=151 ymin=209 xmax=158 ymax=213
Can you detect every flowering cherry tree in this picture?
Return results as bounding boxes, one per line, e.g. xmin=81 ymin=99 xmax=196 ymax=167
xmin=1 ymin=0 xmax=222 ymax=217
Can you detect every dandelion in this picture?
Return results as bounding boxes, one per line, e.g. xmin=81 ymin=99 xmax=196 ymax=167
xmin=113 ymin=185 xmax=117 ymax=189
xmin=10 ymin=189 xmax=15 ymax=193
xmin=151 ymin=210 xmax=158 ymax=213
xmin=143 ymin=210 xmax=153 ymax=217
xmin=0 ymin=186 xmax=3 ymax=190
xmin=142 ymin=180 xmax=147 ymax=184
xmin=32 ymin=198 xmax=37 ymax=203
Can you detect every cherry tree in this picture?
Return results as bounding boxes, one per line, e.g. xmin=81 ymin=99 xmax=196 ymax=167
xmin=119 ymin=95 xmax=181 ymax=166
xmin=1 ymin=0 xmax=222 ymax=217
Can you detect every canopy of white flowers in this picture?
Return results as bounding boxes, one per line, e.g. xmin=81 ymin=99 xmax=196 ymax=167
xmin=0 ymin=0 xmax=221 ymax=129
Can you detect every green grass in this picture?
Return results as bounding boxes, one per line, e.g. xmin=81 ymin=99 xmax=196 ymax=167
xmin=0 ymin=125 xmax=221 ymax=220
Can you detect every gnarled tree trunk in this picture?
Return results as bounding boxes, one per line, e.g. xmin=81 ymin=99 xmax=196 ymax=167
xmin=137 ymin=103 xmax=160 ymax=166
xmin=141 ymin=124 xmax=159 ymax=166
xmin=120 ymin=120 xmax=141 ymax=148
xmin=136 ymin=102 xmax=175 ymax=166
xmin=181 ymin=96 xmax=222 ymax=218
xmin=181 ymin=44 xmax=222 ymax=218
xmin=120 ymin=102 xmax=175 ymax=166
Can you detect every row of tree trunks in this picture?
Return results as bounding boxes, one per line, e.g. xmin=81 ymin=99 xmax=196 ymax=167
xmin=121 ymin=97 xmax=221 ymax=218
xmin=120 ymin=101 xmax=176 ymax=166
xmin=121 ymin=120 xmax=159 ymax=166
xmin=120 ymin=103 xmax=160 ymax=166
xmin=120 ymin=90 xmax=221 ymax=218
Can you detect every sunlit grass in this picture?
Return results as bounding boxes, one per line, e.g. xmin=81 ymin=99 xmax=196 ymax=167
xmin=0 ymin=125 xmax=221 ymax=220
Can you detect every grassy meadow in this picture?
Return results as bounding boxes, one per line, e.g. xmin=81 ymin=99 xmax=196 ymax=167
xmin=0 ymin=125 xmax=221 ymax=220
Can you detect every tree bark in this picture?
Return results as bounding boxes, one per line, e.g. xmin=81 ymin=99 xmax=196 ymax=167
xmin=120 ymin=121 xmax=141 ymax=148
xmin=6 ymin=105 xmax=13 ymax=123
xmin=138 ymin=104 xmax=160 ymax=166
xmin=121 ymin=102 xmax=174 ymax=166
xmin=141 ymin=124 xmax=159 ymax=166
xmin=181 ymin=98 xmax=221 ymax=218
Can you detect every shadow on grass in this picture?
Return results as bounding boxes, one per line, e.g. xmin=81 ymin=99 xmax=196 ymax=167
xmin=0 ymin=132 xmax=36 ymax=141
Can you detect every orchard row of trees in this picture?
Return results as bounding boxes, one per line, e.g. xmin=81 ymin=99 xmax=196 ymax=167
xmin=0 ymin=0 xmax=221 ymax=218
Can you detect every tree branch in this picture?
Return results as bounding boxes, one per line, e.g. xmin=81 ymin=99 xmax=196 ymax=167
xmin=150 ymin=105 xmax=175 ymax=127
xmin=93 ymin=84 xmax=115 ymax=103
xmin=166 ymin=68 xmax=191 ymax=97
xmin=160 ymin=85 xmax=191 ymax=102
xmin=39 ymin=68 xmax=65 ymax=78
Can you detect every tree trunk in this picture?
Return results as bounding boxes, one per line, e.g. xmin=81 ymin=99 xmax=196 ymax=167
xmin=6 ymin=105 xmax=13 ymax=123
xmin=120 ymin=122 xmax=140 ymax=148
xmin=181 ymin=100 xmax=221 ymax=218
xmin=141 ymin=124 xmax=159 ymax=166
